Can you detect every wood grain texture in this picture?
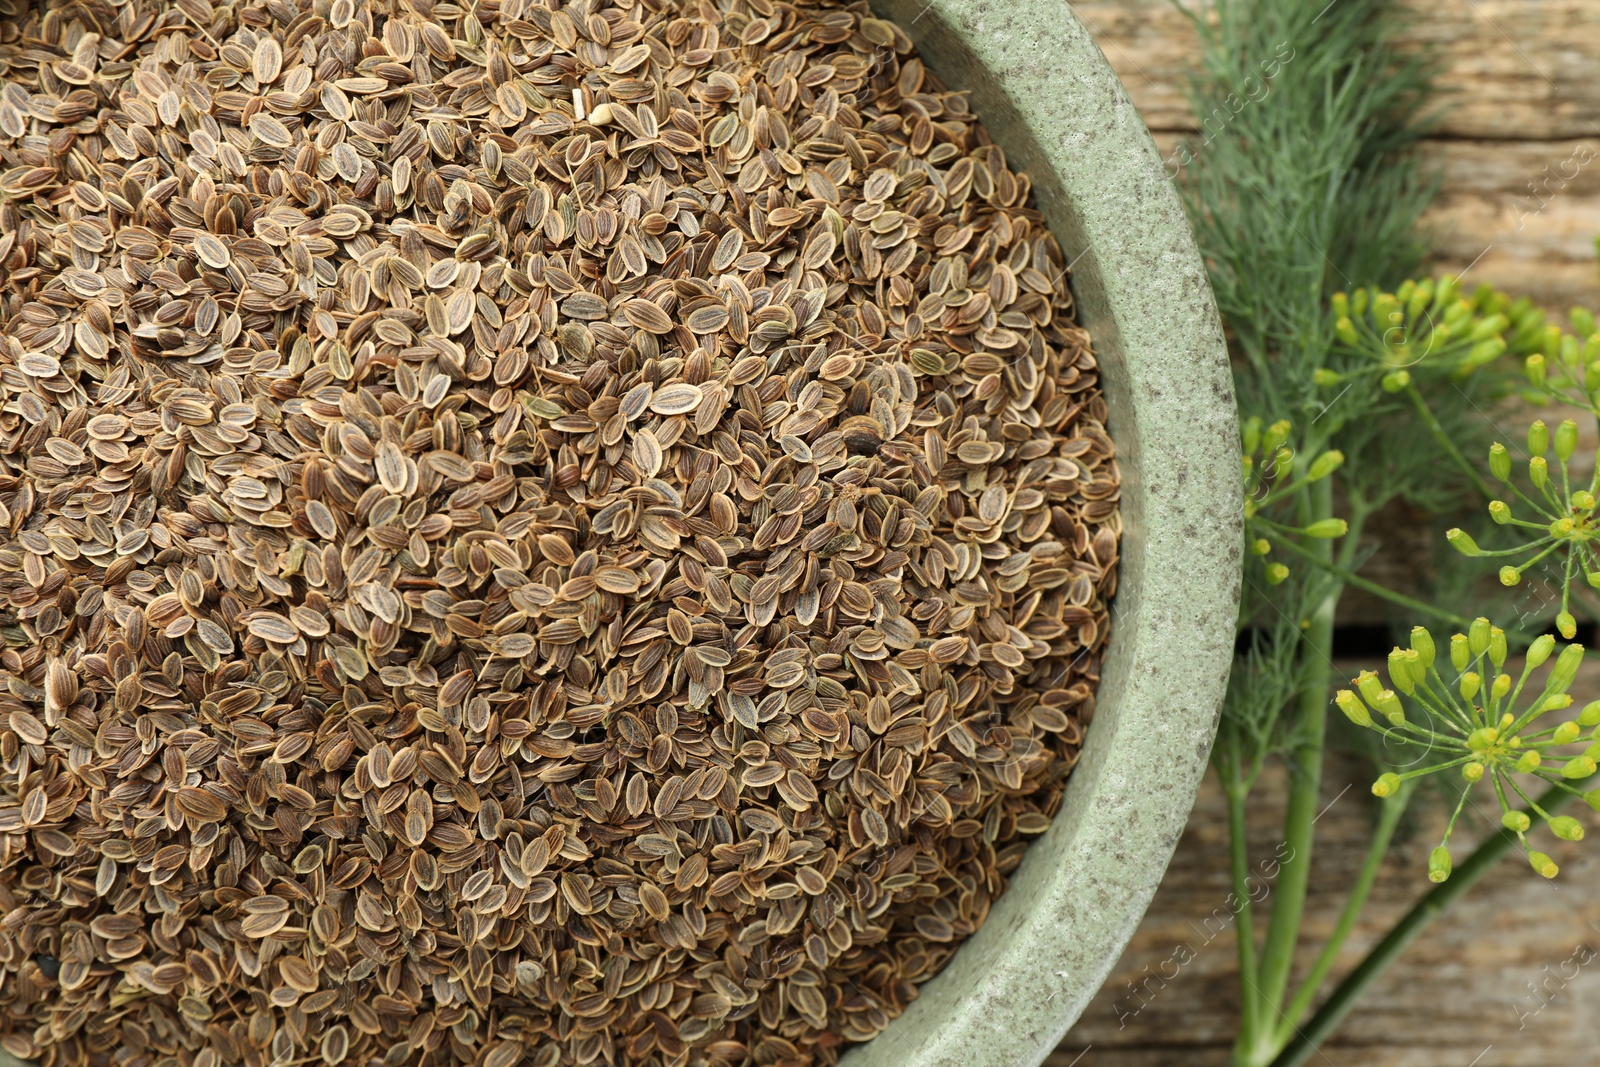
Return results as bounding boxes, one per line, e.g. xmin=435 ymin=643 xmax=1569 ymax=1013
xmin=1083 ymin=0 xmax=1600 ymax=313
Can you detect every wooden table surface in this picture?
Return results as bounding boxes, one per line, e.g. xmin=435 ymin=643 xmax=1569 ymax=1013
xmin=1051 ymin=5 xmax=1600 ymax=1064
xmin=1075 ymin=0 xmax=1600 ymax=316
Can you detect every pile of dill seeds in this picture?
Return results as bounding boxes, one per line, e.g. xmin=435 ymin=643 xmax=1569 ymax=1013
xmin=0 ymin=0 xmax=1120 ymax=1063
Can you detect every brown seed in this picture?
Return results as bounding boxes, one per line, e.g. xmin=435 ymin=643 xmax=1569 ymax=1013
xmin=0 ymin=3 xmax=1117 ymax=1065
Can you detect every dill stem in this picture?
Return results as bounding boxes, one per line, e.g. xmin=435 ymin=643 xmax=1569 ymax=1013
xmin=1275 ymin=783 xmax=1412 ymax=1038
xmin=1242 ymin=479 xmax=1337 ymax=1065
xmin=1266 ymin=776 xmax=1591 ymax=1067
xmin=1223 ymin=765 xmax=1263 ymax=1047
xmin=1264 ymin=533 xmax=1472 ymax=629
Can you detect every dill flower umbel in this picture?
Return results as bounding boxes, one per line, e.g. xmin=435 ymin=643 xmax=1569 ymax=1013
xmin=1521 ymin=305 xmax=1600 ymax=418
xmin=1449 ymin=418 xmax=1599 ymax=638
xmin=1338 ymin=621 xmax=1599 ymax=880
xmin=1327 ymin=277 xmax=1540 ymax=388
xmin=1239 ymin=416 xmax=1346 ymax=584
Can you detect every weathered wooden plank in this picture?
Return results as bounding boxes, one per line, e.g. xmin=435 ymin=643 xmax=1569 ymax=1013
xmin=1144 ymin=126 xmax=1600 ymax=317
xmin=1076 ymin=0 xmax=1600 ymax=143
xmin=1081 ymin=1 xmax=1600 ymax=311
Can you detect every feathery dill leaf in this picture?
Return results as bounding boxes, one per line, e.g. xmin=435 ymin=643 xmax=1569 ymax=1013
xmin=1176 ymin=0 xmax=1439 ymax=419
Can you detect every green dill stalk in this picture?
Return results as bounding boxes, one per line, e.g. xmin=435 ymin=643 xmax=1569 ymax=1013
xmin=1249 ymin=478 xmax=1335 ymax=1040
xmin=1219 ymin=752 xmax=1262 ymax=1042
xmin=1176 ymin=0 xmax=1441 ymax=1063
xmin=1267 ymin=776 xmax=1593 ymax=1067
xmin=1275 ymin=783 xmax=1413 ymax=1036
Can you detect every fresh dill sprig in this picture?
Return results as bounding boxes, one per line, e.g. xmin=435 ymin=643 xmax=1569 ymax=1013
xmin=1176 ymin=0 xmax=1440 ymax=421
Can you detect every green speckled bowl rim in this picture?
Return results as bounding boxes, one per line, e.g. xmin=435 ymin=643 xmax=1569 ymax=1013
xmin=0 ymin=3 xmax=1237 ymax=1065
xmin=837 ymin=1 xmax=1241 ymax=1065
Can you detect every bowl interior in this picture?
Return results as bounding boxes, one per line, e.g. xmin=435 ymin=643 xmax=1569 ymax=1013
xmin=0 ymin=5 xmax=1238 ymax=1067
xmin=838 ymin=2 xmax=1240 ymax=1065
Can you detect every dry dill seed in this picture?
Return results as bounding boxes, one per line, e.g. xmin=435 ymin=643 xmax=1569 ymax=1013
xmin=0 ymin=0 xmax=1118 ymax=1065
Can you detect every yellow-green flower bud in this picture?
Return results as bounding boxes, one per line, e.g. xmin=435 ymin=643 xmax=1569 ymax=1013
xmin=1474 ymin=313 xmax=1510 ymax=341
xmin=1503 ymin=810 xmax=1532 ymax=832
xmin=1428 ymin=846 xmax=1452 ymax=883
xmin=1573 ymin=490 xmax=1595 ymax=511
xmin=1462 ymin=761 xmax=1485 ymax=782
xmin=1446 ymin=528 xmax=1481 ymax=556
xmin=1372 ymin=773 xmax=1402 ymax=798
xmin=1450 ymin=633 xmax=1470 ymax=671
xmin=1468 ymin=727 xmax=1499 ymax=753
xmin=1387 ymin=648 xmax=1416 ymax=694
xmin=1490 ymin=627 xmax=1508 ymax=667
xmin=1374 ymin=690 xmax=1405 ymax=726
xmin=1336 ymin=690 xmax=1373 ymax=728
xmin=1550 ymin=643 xmax=1585 ymax=692
xmin=1252 ymin=538 xmax=1271 ymax=555
xmin=1263 ymin=419 xmax=1291 ymax=456
xmin=1332 ymin=292 xmax=1350 ymax=318
xmin=1559 ymin=611 xmax=1578 ymax=640
xmin=1516 ymin=750 xmax=1543 ymax=773
xmin=1540 ymin=324 xmax=1564 ymax=359
xmin=1541 ymin=693 xmax=1575 ymax=713
xmin=1529 ymin=419 xmax=1550 ymax=455
xmin=1312 ymin=368 xmax=1341 ymax=387
xmin=1499 ymin=566 xmax=1521 ymax=587
xmin=1489 ymin=442 xmax=1513 ymax=481
xmin=1335 ymin=315 xmax=1359 ymax=346
xmin=1273 ymin=446 xmax=1293 ymax=475
xmin=1557 ymin=419 xmax=1580 ymax=462
xmin=1527 ymin=634 xmax=1557 ymax=669
xmin=1561 ymin=755 xmax=1597 ymax=779
xmin=1558 ymin=330 xmax=1580 ymax=366
xmin=1265 ymin=562 xmax=1289 ymax=585
xmin=1525 ymin=353 xmax=1548 ymax=387
xmin=1553 ymin=721 xmax=1583 ymax=745
xmin=1529 ymin=851 xmax=1559 ymax=878
xmin=1356 ymin=670 xmax=1384 ymax=705
xmin=1584 ymin=789 xmax=1600 ymax=811
xmin=1307 ymin=450 xmax=1344 ymax=481
xmin=1459 ymin=671 xmax=1482 ymax=700
xmin=1381 ymin=370 xmax=1410 ymax=393
xmin=1578 ymin=700 xmax=1600 ymax=727
xmin=1469 ymin=618 xmax=1492 ymax=656
xmin=1531 ymin=455 xmax=1549 ymax=490
xmin=1303 ymin=518 xmax=1349 ymax=538
xmin=1573 ymin=307 xmax=1596 ymax=336
xmin=1374 ymin=292 xmax=1400 ymax=328
xmin=1488 ymin=500 xmax=1512 ymax=524
xmin=1353 ymin=288 xmax=1370 ymax=316
xmin=1410 ymin=280 xmax=1433 ymax=319
xmin=1466 ymin=337 xmax=1506 ymax=368
xmin=1491 ymin=672 xmax=1512 ymax=700
xmin=1408 ymin=626 xmax=1435 ymax=669
xmin=1242 ymin=417 xmax=1262 ymax=455
xmin=1435 ymin=276 xmax=1460 ymax=309
xmin=1550 ymin=816 xmax=1585 ymax=842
